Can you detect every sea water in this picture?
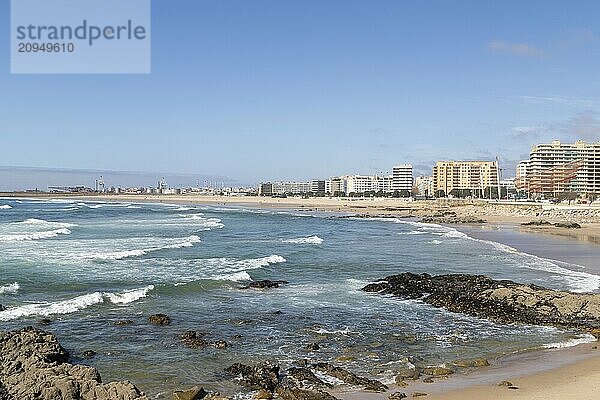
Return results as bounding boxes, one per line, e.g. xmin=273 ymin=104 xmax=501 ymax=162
xmin=0 ymin=198 xmax=597 ymax=397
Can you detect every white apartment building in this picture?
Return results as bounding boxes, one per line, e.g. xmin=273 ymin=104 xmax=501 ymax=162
xmin=414 ymin=176 xmax=434 ymax=196
xmin=259 ymin=181 xmax=311 ymax=196
xmin=392 ymin=164 xmax=413 ymax=192
xmin=523 ymin=140 xmax=600 ymax=196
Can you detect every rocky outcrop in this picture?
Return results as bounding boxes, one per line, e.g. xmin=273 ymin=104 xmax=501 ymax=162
xmin=310 ymin=363 xmax=388 ymax=392
xmin=242 ymin=280 xmax=289 ymax=289
xmin=225 ymin=362 xmax=388 ymax=399
xmin=420 ymin=216 xmax=486 ymax=224
xmin=362 ymin=273 xmax=600 ymax=330
xmin=180 ymin=331 xmax=208 ymax=348
xmin=521 ymin=220 xmax=581 ymax=229
xmin=148 ymin=314 xmax=171 ymax=326
xmin=225 ymin=363 xmax=280 ymax=392
xmin=0 ymin=327 xmax=147 ymax=400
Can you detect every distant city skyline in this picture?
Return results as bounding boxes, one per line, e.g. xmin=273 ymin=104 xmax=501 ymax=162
xmin=1 ymin=1 xmax=600 ymax=183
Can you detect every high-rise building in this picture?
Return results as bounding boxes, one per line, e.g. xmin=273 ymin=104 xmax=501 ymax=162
xmin=311 ymin=180 xmax=326 ymax=194
xmin=432 ymin=160 xmax=499 ymax=197
xmin=515 ymin=160 xmax=531 ymax=193
xmin=415 ymin=176 xmax=434 ymax=197
xmin=258 ymin=181 xmax=311 ymax=196
xmin=392 ymin=164 xmax=413 ymax=192
xmin=521 ymin=140 xmax=600 ymax=197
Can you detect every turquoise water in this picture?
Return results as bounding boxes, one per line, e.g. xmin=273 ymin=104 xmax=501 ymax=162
xmin=0 ymin=198 xmax=597 ymax=397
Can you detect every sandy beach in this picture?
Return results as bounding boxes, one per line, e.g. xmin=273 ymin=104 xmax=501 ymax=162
xmin=2 ymin=192 xmax=600 ymax=400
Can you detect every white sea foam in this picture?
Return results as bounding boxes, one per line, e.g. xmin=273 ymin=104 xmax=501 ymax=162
xmin=214 ymin=271 xmax=252 ymax=282
xmin=397 ymin=230 xmax=426 ymax=236
xmin=183 ymin=215 xmax=224 ymax=229
xmin=0 ymin=286 xmax=154 ymax=321
xmin=17 ymin=218 xmax=77 ymax=228
xmin=312 ymin=327 xmax=352 ymax=335
xmin=103 ymin=285 xmax=154 ymax=304
xmin=0 ymin=282 xmax=20 ymax=295
xmin=282 ymin=235 xmax=323 ymax=245
xmin=429 ymin=240 xmax=443 ymax=245
xmin=76 ymin=202 xmax=104 ymax=209
xmin=89 ymin=235 xmax=201 ymax=260
xmin=543 ymin=334 xmax=596 ymax=349
xmin=0 ymin=205 xmax=12 ymax=209
xmin=0 ymin=228 xmax=72 ymax=242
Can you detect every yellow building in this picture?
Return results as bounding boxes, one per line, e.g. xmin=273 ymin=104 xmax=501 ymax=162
xmin=432 ymin=160 xmax=499 ymax=197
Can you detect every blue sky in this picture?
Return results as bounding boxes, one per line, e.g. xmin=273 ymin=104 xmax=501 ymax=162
xmin=1 ymin=0 xmax=600 ymax=187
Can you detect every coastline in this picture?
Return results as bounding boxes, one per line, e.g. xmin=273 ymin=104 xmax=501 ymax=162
xmin=2 ymin=193 xmax=600 ymax=399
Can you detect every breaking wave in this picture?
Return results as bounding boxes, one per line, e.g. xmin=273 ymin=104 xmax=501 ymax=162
xmin=0 ymin=228 xmax=71 ymax=242
xmin=0 ymin=285 xmax=154 ymax=321
xmin=543 ymin=334 xmax=596 ymax=349
xmin=282 ymin=235 xmax=323 ymax=245
xmin=0 ymin=282 xmax=20 ymax=295
xmin=182 ymin=215 xmax=224 ymax=229
xmin=89 ymin=235 xmax=201 ymax=260
xmin=0 ymin=205 xmax=12 ymax=209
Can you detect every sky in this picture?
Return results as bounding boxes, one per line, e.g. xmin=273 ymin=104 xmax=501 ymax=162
xmin=1 ymin=0 xmax=600 ymax=188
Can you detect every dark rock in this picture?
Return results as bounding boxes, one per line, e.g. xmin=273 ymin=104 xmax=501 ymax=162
xmin=275 ymin=382 xmax=339 ymax=400
xmin=389 ymin=392 xmax=407 ymax=400
xmin=395 ymin=367 xmax=420 ymax=381
xmin=225 ymin=362 xmax=280 ymax=392
xmin=311 ymin=362 xmax=388 ymax=392
xmin=38 ymin=318 xmax=53 ymax=325
xmin=0 ymin=326 xmax=147 ymax=399
xmin=181 ymin=331 xmax=208 ymax=348
xmin=286 ymin=367 xmax=332 ymax=389
xmin=362 ymin=272 xmax=600 ymax=330
xmin=305 ymin=343 xmax=320 ymax=352
xmin=148 ymin=313 xmax=171 ymax=326
xmin=173 ymin=386 xmax=208 ymax=400
xmin=422 ymin=366 xmax=453 ymax=376
xmin=498 ymin=381 xmax=513 ymax=387
xmin=412 ymin=393 xmax=428 ymax=398
xmin=81 ymin=350 xmax=96 ymax=359
xmin=114 ymin=319 xmax=134 ymax=326
xmin=554 ymin=222 xmax=581 ymax=229
xmin=0 ymin=304 xmax=5 ymax=312
xmin=521 ymin=220 xmax=552 ymax=226
xmin=452 ymin=358 xmax=489 ymax=368
xmin=508 ymin=386 xmax=519 ymax=390
xmin=420 ymin=216 xmax=485 ymax=224
xmin=242 ymin=280 xmax=289 ymax=289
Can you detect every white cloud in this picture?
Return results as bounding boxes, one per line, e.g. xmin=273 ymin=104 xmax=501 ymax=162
xmin=488 ymin=41 xmax=545 ymax=57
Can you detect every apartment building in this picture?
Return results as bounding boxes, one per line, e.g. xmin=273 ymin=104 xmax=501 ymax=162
xmin=259 ymin=181 xmax=311 ymax=196
xmin=415 ymin=176 xmax=434 ymax=196
xmin=519 ymin=140 xmax=600 ymax=197
xmin=392 ymin=164 xmax=413 ymax=192
xmin=432 ymin=160 xmax=499 ymax=196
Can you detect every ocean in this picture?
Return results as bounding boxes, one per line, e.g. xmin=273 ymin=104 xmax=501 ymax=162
xmin=0 ymin=198 xmax=597 ymax=398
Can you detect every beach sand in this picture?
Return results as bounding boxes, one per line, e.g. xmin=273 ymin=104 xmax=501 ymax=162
xmin=3 ymin=192 xmax=600 ymax=399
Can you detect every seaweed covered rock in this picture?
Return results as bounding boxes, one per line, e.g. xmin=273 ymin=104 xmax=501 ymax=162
xmin=363 ymin=272 xmax=600 ymax=329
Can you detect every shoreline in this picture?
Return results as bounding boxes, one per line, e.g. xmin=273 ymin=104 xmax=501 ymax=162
xmin=2 ymin=193 xmax=600 ymax=399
